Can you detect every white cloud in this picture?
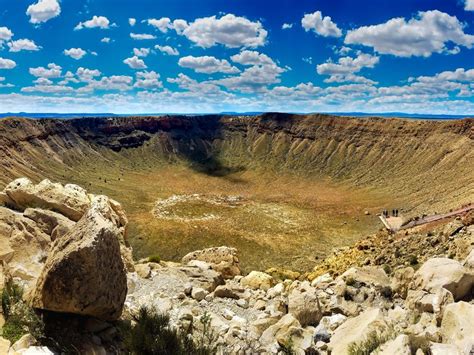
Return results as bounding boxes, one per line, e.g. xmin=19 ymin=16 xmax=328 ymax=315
xmin=282 ymin=23 xmax=293 ymax=30
xmin=0 ymin=58 xmax=16 ymax=70
xmin=302 ymin=57 xmax=313 ymax=64
xmin=178 ymin=55 xmax=240 ymax=74
xmin=317 ymin=53 xmax=379 ymax=84
xmin=172 ymin=19 xmax=188 ymax=34
xmin=75 ymin=15 xmax=110 ymax=30
xmin=134 ymin=71 xmax=162 ymax=89
xmin=81 ymin=75 xmax=133 ymax=92
xmin=29 ymin=63 xmax=62 ymax=78
xmin=302 ymin=11 xmax=342 ymax=38
xmin=465 ymin=0 xmax=474 ymax=10
xmin=130 ymin=33 xmax=156 ymax=40
xmin=133 ymin=48 xmax=150 ymax=57
xmin=147 ymin=18 xmax=172 ymax=33
xmin=123 ymin=56 xmax=147 ymax=69
xmin=26 ymin=0 xmax=60 ymax=24
xmin=76 ymin=67 xmax=101 ymax=82
xmin=101 ymin=37 xmax=111 ymax=43
xmin=230 ymin=50 xmax=275 ymax=66
xmin=64 ymin=48 xmax=87 ymax=60
xmin=345 ymin=10 xmax=474 ymax=57
xmin=179 ymin=14 xmax=267 ymax=48
xmin=129 ymin=18 xmax=136 ymax=26
xmin=8 ymin=39 xmax=41 ymax=52
xmin=155 ymin=45 xmax=179 ymax=56
xmin=0 ymin=27 xmax=13 ymax=43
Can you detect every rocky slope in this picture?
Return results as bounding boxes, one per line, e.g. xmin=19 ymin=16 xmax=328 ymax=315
xmin=0 ymin=114 xmax=472 ymax=215
xmin=0 ymin=178 xmax=473 ymax=354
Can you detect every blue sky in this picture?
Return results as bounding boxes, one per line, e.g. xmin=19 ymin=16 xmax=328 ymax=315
xmin=0 ymin=0 xmax=473 ymax=114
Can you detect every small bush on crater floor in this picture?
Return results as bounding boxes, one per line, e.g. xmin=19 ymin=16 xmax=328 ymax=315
xmin=122 ymin=306 xmax=216 ymax=355
xmin=148 ymin=255 xmax=161 ymax=263
xmin=1 ymin=280 xmax=44 ymax=343
xmin=348 ymin=328 xmax=395 ymax=355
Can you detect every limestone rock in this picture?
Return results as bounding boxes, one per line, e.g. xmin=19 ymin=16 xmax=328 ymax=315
xmin=2 ymin=178 xmax=90 ymax=222
xmin=31 ymin=196 xmax=127 ymax=320
xmin=288 ymin=281 xmax=322 ymax=326
xmin=430 ymin=343 xmax=463 ymax=355
xmin=411 ymin=258 xmax=474 ymax=300
xmin=391 ymin=267 xmax=415 ymax=298
xmin=463 ymin=249 xmax=474 ymax=270
xmin=241 ymin=271 xmax=274 ymax=291
xmin=329 ymin=308 xmax=388 ymax=355
xmin=405 ymin=288 xmax=454 ymax=320
xmin=377 ymin=334 xmax=411 ymax=355
xmin=440 ymin=301 xmax=474 ymax=353
xmin=10 ymin=334 xmax=36 ymax=352
xmin=214 ymin=284 xmax=244 ymax=299
xmin=181 ymin=246 xmax=241 ymax=279
xmin=340 ymin=266 xmax=390 ymax=288
xmin=260 ymin=314 xmax=301 ymax=346
xmin=0 ymin=337 xmax=11 ymax=355
xmin=23 ymin=208 xmax=75 ymax=240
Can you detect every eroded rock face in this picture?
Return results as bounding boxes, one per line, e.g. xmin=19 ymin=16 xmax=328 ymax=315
xmin=2 ymin=178 xmax=91 ymax=222
xmin=440 ymin=301 xmax=474 ymax=353
xmin=31 ymin=196 xmax=127 ymax=320
xmin=411 ymin=258 xmax=474 ymax=301
xmin=182 ymin=246 xmax=241 ymax=279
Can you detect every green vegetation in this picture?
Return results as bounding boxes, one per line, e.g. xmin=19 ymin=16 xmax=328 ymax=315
xmin=1 ymin=280 xmax=44 ymax=343
xmin=278 ymin=336 xmax=295 ymax=355
xmin=408 ymin=255 xmax=418 ymax=266
xmin=122 ymin=306 xmax=217 ymax=355
xmin=348 ymin=329 xmax=395 ymax=355
xmin=147 ymin=255 xmax=161 ymax=263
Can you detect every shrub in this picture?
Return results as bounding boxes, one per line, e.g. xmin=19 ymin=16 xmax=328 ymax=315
xmin=380 ymin=286 xmax=393 ymax=300
xmin=345 ymin=277 xmax=356 ymax=286
xmin=1 ymin=280 xmax=44 ymax=343
xmin=123 ymin=306 xmax=216 ymax=355
xmin=148 ymin=255 xmax=161 ymax=263
xmin=408 ymin=335 xmax=432 ymax=355
xmin=407 ymin=255 xmax=418 ymax=266
xmin=348 ymin=329 xmax=395 ymax=355
xmin=278 ymin=336 xmax=295 ymax=355
xmin=382 ymin=264 xmax=391 ymax=275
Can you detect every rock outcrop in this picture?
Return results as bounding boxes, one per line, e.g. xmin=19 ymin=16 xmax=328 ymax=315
xmin=31 ymin=196 xmax=127 ymax=320
xmin=182 ymin=246 xmax=241 ymax=279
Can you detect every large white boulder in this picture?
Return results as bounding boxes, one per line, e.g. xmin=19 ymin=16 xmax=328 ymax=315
xmin=241 ymin=271 xmax=274 ymax=291
xmin=440 ymin=301 xmax=474 ymax=353
xmin=329 ymin=308 xmax=388 ymax=355
xmin=287 ymin=281 xmax=322 ymax=326
xmin=411 ymin=258 xmax=474 ymax=300
xmin=181 ymin=246 xmax=241 ymax=279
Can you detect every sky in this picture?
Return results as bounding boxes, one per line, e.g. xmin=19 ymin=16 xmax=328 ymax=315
xmin=0 ymin=0 xmax=474 ymax=114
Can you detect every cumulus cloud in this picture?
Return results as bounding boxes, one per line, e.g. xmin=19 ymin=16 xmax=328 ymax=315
xmin=155 ymin=45 xmax=179 ymax=56
xmin=64 ymin=48 xmax=87 ymax=60
xmin=282 ymin=23 xmax=293 ymax=30
xmin=76 ymin=67 xmax=101 ymax=82
xmin=317 ymin=53 xmax=379 ymax=84
xmin=80 ymin=75 xmax=133 ymax=92
xmin=302 ymin=11 xmax=342 ymax=38
xmin=26 ymin=0 xmax=60 ymax=24
xmin=101 ymin=37 xmax=111 ymax=43
xmin=0 ymin=58 xmax=16 ymax=70
xmin=75 ymin=15 xmax=110 ymax=30
xmin=179 ymin=14 xmax=267 ymax=48
xmin=147 ymin=18 xmax=172 ymax=33
xmin=129 ymin=18 xmax=136 ymax=26
xmin=0 ymin=27 xmax=13 ymax=43
xmin=29 ymin=63 xmax=62 ymax=78
xmin=231 ymin=50 xmax=275 ymax=66
xmin=134 ymin=71 xmax=162 ymax=89
xmin=465 ymin=0 xmax=474 ymax=10
xmin=130 ymin=33 xmax=156 ymax=40
xmin=178 ymin=55 xmax=240 ymax=74
xmin=172 ymin=19 xmax=188 ymax=34
xmin=345 ymin=10 xmax=474 ymax=57
xmin=8 ymin=39 xmax=41 ymax=52
xmin=123 ymin=56 xmax=147 ymax=69
xmin=133 ymin=48 xmax=150 ymax=57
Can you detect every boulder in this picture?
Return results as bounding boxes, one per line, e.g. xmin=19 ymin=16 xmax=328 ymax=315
xmin=10 ymin=334 xmax=36 ymax=352
xmin=329 ymin=308 xmax=388 ymax=355
xmin=391 ymin=267 xmax=415 ymax=298
xmin=31 ymin=196 xmax=127 ymax=320
xmin=181 ymin=246 xmax=241 ymax=279
xmin=2 ymin=178 xmax=90 ymax=222
xmin=241 ymin=271 xmax=274 ymax=291
xmin=463 ymin=249 xmax=474 ymax=270
xmin=430 ymin=343 xmax=463 ymax=355
xmin=0 ymin=207 xmax=50 ymax=287
xmin=23 ymin=208 xmax=75 ymax=240
xmin=214 ymin=284 xmax=245 ymax=299
xmin=260 ymin=314 xmax=301 ymax=346
xmin=405 ymin=289 xmax=454 ymax=320
xmin=440 ymin=301 xmax=474 ymax=353
xmin=288 ymin=281 xmax=322 ymax=326
xmin=340 ymin=266 xmax=390 ymax=288
xmin=0 ymin=337 xmax=10 ymax=355
xmin=411 ymin=258 xmax=474 ymax=300
xmin=377 ymin=334 xmax=411 ymax=355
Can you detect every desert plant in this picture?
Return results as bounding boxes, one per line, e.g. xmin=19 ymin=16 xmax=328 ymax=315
xmin=123 ymin=306 xmax=216 ymax=355
xmin=380 ymin=286 xmax=393 ymax=300
xmin=348 ymin=328 xmax=395 ymax=355
xmin=279 ymin=336 xmax=295 ymax=355
xmin=147 ymin=254 xmax=161 ymax=263
xmin=407 ymin=255 xmax=418 ymax=266
xmin=1 ymin=280 xmax=44 ymax=343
